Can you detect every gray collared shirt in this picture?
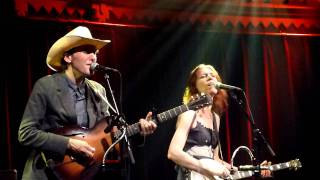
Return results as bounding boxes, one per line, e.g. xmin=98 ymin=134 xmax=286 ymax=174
xmin=64 ymin=75 xmax=89 ymax=128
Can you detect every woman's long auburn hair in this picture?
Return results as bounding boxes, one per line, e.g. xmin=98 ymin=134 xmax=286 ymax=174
xmin=183 ymin=64 xmax=228 ymax=116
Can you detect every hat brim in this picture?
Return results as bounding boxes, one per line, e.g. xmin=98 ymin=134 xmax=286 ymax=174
xmin=46 ymin=36 xmax=111 ymax=71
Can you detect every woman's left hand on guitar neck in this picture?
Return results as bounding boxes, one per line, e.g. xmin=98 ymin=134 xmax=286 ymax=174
xmin=260 ymin=160 xmax=273 ymax=178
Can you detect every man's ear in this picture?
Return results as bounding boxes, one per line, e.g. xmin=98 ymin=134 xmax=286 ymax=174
xmin=63 ymin=54 xmax=71 ymax=63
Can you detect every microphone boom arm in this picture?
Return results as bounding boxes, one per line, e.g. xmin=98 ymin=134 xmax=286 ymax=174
xmin=230 ymin=91 xmax=276 ymax=160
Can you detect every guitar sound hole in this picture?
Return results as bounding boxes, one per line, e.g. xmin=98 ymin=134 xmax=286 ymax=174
xmin=68 ymin=152 xmax=93 ymax=167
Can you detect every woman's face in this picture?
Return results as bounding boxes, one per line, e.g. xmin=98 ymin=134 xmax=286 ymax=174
xmin=195 ymin=66 xmax=219 ymax=96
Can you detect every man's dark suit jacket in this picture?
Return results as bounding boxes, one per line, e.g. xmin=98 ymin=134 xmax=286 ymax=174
xmin=18 ymin=72 xmax=110 ymax=180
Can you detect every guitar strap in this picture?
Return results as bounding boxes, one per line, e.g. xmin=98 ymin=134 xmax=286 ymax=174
xmin=212 ymin=112 xmax=224 ymax=162
xmin=190 ymin=111 xmax=198 ymax=130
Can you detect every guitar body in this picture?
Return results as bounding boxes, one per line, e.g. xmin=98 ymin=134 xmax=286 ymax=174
xmin=51 ymin=118 xmax=120 ymax=179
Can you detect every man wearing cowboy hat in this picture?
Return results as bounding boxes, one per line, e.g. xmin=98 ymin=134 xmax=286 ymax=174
xmin=18 ymin=26 xmax=157 ymax=180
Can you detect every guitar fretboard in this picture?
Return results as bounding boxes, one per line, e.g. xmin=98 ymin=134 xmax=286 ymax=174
xmin=157 ymin=104 xmax=188 ymax=123
xmin=114 ymin=104 xmax=188 ymax=138
xmin=227 ymin=160 xmax=300 ymax=180
xmin=269 ymin=162 xmax=291 ymax=171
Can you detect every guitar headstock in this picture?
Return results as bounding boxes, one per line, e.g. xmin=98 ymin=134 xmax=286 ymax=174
xmin=289 ymin=159 xmax=302 ymax=171
xmin=187 ymin=93 xmax=213 ymax=111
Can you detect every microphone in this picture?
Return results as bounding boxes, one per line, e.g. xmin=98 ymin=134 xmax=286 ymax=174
xmin=90 ymin=62 xmax=119 ymax=72
xmin=238 ymin=165 xmax=270 ymax=171
xmin=214 ymin=82 xmax=242 ymax=91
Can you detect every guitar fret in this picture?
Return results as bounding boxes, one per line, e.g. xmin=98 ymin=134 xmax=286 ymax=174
xmin=181 ymin=105 xmax=187 ymax=112
xmin=129 ymin=124 xmax=135 ymax=136
xmin=173 ymin=107 xmax=178 ymax=116
xmin=270 ymin=162 xmax=289 ymax=171
xmin=157 ymin=114 xmax=162 ymax=123
xmin=282 ymin=163 xmax=290 ymax=169
xmin=127 ymin=126 xmax=132 ymax=136
xmin=158 ymin=109 xmax=172 ymax=123
xmin=158 ymin=113 xmax=166 ymax=123
xmin=134 ymin=123 xmax=140 ymax=133
xmin=165 ymin=111 xmax=170 ymax=119
xmin=163 ymin=112 xmax=167 ymax=121
xmin=168 ymin=110 xmax=172 ymax=119
xmin=129 ymin=123 xmax=139 ymax=136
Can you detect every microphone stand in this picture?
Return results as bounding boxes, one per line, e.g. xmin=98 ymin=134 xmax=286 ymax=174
xmin=229 ymin=90 xmax=276 ymax=175
xmin=104 ymin=73 xmax=119 ymax=114
xmin=103 ymin=72 xmax=135 ymax=165
xmin=114 ymin=114 xmax=136 ymax=165
xmin=101 ymin=71 xmax=135 ymax=180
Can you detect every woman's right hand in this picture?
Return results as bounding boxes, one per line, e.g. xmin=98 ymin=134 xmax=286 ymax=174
xmin=199 ymin=159 xmax=230 ymax=179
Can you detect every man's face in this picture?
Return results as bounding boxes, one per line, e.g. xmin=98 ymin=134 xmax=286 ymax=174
xmin=65 ymin=45 xmax=98 ymax=77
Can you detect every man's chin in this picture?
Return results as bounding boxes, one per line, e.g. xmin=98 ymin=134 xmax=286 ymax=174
xmin=86 ymin=71 xmax=94 ymax=77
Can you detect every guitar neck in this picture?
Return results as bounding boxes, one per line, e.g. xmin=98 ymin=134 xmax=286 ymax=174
xmin=269 ymin=161 xmax=292 ymax=172
xmin=229 ymin=161 xmax=293 ymax=180
xmin=115 ymin=104 xmax=189 ymax=138
xmin=156 ymin=104 xmax=189 ymax=123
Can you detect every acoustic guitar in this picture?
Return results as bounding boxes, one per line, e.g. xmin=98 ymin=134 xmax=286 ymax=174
xmin=49 ymin=94 xmax=212 ymax=179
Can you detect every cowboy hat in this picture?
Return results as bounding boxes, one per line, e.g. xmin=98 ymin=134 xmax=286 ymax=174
xmin=46 ymin=26 xmax=111 ymax=71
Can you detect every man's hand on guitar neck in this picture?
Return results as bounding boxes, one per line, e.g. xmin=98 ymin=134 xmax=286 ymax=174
xmin=139 ymin=111 xmax=157 ymax=135
xmin=67 ymin=138 xmax=96 ymax=159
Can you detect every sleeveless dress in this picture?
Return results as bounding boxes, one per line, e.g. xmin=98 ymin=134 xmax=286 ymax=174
xmin=176 ymin=121 xmax=219 ymax=180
